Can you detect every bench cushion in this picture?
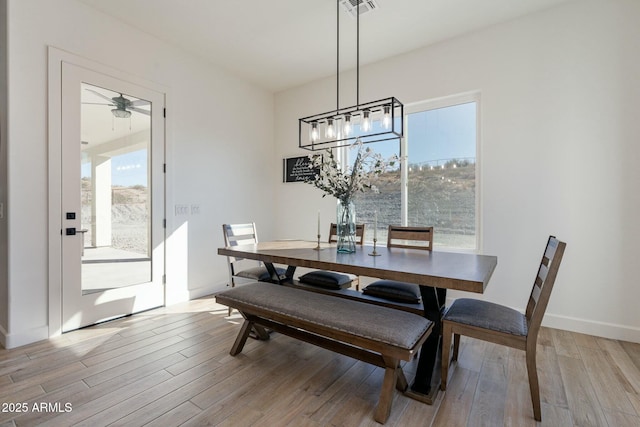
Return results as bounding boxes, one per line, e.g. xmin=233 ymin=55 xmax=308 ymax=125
xmin=217 ymin=282 xmax=431 ymax=351
xmin=362 ymin=280 xmax=422 ymax=304
xmin=235 ymin=266 xmax=286 ymax=282
xmin=299 ymin=270 xmax=353 ymax=289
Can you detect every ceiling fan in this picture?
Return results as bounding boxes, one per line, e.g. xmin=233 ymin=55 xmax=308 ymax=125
xmin=84 ymin=88 xmax=150 ymax=118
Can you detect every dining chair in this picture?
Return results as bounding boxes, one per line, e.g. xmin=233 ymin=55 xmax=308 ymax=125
xmin=361 ymin=225 xmax=433 ymax=304
xmin=328 ymin=222 xmax=366 ymax=246
xmin=297 ymin=223 xmax=365 ymax=290
xmin=222 ymin=223 xmax=285 ymax=314
xmin=441 ymin=235 xmax=566 ymax=422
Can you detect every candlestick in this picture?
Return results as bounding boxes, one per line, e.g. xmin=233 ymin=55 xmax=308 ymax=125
xmin=369 ymin=237 xmax=381 ymax=256
xmin=315 ymin=210 xmax=321 ymax=250
xmin=373 ymin=210 xmax=377 ymax=241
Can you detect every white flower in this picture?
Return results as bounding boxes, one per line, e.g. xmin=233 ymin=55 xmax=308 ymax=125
xmin=305 ymin=139 xmax=397 ymax=204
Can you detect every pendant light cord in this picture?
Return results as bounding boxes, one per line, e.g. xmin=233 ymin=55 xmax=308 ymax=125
xmin=337 ymin=0 xmax=339 ymax=111
xmin=356 ymin=0 xmax=360 ymax=107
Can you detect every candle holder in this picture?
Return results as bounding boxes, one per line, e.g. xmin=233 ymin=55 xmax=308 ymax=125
xmin=314 ymin=234 xmax=322 ymax=250
xmin=369 ymin=238 xmax=381 ymax=256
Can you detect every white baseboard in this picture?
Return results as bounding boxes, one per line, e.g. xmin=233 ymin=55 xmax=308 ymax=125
xmin=188 ymin=283 xmax=224 ymax=301
xmin=542 ymin=313 xmax=640 ymax=344
xmin=1 ymin=324 xmax=49 ymax=349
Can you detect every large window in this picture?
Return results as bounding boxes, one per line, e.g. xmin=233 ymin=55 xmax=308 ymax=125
xmin=353 ymin=93 xmax=479 ymax=250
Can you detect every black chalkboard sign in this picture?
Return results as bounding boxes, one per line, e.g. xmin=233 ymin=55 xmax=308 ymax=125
xmin=283 ymin=156 xmax=318 ymax=183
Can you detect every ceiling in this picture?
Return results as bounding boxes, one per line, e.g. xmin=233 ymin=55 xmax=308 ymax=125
xmin=77 ymin=0 xmax=576 ymax=93
xmin=81 ymin=83 xmax=150 ymax=148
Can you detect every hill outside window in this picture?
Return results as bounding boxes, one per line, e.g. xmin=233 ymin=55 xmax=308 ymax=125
xmin=352 ymin=92 xmax=480 ymax=251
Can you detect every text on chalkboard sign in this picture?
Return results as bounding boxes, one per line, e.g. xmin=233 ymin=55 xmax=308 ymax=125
xmin=283 ymin=156 xmax=318 ymax=183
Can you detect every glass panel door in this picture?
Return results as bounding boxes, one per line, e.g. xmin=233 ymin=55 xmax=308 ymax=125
xmin=80 ymin=83 xmax=152 ymax=293
xmin=61 ymin=63 xmax=165 ymax=332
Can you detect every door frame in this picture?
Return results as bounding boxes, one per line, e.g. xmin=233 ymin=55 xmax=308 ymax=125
xmin=48 ymin=47 xmax=170 ymax=337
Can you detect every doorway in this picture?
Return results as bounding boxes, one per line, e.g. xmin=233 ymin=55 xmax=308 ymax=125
xmin=56 ymin=60 xmax=165 ymax=332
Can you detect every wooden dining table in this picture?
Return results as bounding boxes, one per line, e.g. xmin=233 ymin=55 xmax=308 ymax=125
xmin=218 ymin=240 xmax=497 ymax=404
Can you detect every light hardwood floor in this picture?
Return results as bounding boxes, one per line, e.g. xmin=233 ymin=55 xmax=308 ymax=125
xmin=1 ymin=295 xmax=639 ymax=427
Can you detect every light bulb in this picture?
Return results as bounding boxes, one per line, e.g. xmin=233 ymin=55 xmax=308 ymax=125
xmin=325 ymin=118 xmax=335 ymax=138
xmin=310 ymin=121 xmax=319 ymax=142
xmin=362 ymin=109 xmax=371 ymax=132
xmin=381 ymin=105 xmax=391 ymax=129
xmin=343 ymin=114 xmax=352 ymax=136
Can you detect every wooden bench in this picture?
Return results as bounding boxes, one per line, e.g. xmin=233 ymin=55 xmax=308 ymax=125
xmin=216 ymin=282 xmax=433 ymax=424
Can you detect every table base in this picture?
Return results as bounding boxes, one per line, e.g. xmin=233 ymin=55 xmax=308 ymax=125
xmin=405 ymin=341 xmax=443 ymax=404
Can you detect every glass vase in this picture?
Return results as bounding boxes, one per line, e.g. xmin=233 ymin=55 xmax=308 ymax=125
xmin=336 ymin=199 xmax=356 ymax=253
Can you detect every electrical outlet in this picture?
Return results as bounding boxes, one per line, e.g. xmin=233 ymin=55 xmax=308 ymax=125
xmin=190 ymin=204 xmax=200 ymax=215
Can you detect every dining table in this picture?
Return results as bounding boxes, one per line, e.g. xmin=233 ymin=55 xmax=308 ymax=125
xmin=218 ymin=239 xmax=497 ymax=404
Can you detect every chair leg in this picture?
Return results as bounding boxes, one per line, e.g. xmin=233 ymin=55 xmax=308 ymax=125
xmin=452 ymin=333 xmax=460 ymax=361
xmin=441 ymin=321 xmax=452 ymax=391
xmin=227 ymin=281 xmax=235 ymax=316
xmin=525 ymin=344 xmax=542 ymax=421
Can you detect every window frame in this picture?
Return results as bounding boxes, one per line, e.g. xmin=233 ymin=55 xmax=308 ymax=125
xmin=401 ymin=91 xmax=482 ymax=252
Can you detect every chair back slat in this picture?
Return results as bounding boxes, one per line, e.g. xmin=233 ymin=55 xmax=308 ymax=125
xmin=223 ymin=223 xmax=259 ymax=263
xmin=387 ymin=225 xmax=433 ymax=250
xmin=525 ymin=236 xmax=566 ymax=334
xmin=526 ymin=258 xmax=549 ymax=317
xmin=329 ymin=223 xmax=365 ymax=245
xmin=529 ymin=282 xmax=542 ymax=307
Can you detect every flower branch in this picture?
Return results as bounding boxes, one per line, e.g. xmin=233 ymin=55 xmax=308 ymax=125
xmin=305 ymin=139 xmax=397 ymax=204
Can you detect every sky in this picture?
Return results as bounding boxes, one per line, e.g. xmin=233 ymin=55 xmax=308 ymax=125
xmin=349 ymin=101 xmax=477 ymax=168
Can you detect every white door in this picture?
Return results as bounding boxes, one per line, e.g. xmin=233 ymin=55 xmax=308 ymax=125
xmin=61 ymin=62 xmax=165 ymax=332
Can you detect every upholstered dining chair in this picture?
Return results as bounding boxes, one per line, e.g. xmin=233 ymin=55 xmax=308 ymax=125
xmin=297 ymin=223 xmax=365 ymax=290
xmin=222 ymin=223 xmax=285 ymax=314
xmin=361 ymin=225 xmax=433 ymax=304
xmin=441 ymin=235 xmax=566 ymax=422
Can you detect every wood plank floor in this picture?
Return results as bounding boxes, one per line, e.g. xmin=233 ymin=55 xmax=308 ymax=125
xmin=1 ymin=295 xmax=639 ymax=426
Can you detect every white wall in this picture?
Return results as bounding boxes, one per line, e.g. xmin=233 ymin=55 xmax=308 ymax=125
xmin=2 ymin=0 xmax=276 ymax=348
xmin=274 ymin=0 xmax=640 ymax=342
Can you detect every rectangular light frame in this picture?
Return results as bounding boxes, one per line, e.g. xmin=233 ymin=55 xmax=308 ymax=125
xmin=299 ymin=97 xmax=403 ymax=151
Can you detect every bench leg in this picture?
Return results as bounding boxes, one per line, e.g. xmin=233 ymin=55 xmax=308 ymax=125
xmin=396 ymin=367 xmax=408 ymax=392
xmin=375 ymin=357 xmax=400 ymax=424
xmin=230 ymin=319 xmax=254 ymax=356
xmin=252 ymin=324 xmax=270 ymax=340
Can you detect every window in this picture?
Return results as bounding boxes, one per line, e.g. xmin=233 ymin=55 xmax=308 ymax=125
xmin=353 ymin=93 xmax=479 ymax=250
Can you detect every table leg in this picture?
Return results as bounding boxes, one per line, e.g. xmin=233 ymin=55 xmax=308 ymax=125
xmin=263 ymin=262 xmax=296 ymax=284
xmin=407 ymin=286 xmax=446 ymax=404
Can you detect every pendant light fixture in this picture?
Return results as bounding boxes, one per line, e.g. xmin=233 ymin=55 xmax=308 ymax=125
xmin=299 ymin=0 xmax=403 ymax=151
